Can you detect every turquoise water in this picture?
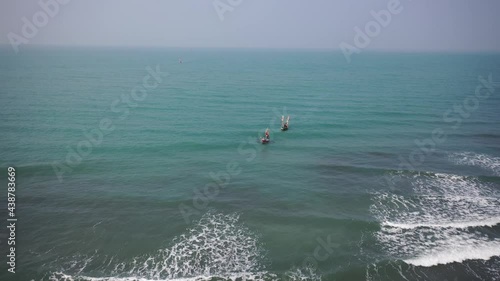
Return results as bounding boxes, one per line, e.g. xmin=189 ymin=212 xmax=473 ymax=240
xmin=1 ymin=47 xmax=500 ymax=281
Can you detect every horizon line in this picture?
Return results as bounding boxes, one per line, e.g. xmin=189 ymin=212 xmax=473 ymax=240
xmin=1 ymin=43 xmax=500 ymax=54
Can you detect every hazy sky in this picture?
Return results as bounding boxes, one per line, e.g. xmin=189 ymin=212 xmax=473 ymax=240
xmin=1 ymin=0 xmax=499 ymax=51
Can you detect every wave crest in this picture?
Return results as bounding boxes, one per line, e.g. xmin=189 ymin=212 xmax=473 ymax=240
xmin=50 ymin=212 xmax=271 ymax=281
xmin=449 ymin=152 xmax=500 ymax=176
xmin=372 ymin=171 xmax=500 ymax=269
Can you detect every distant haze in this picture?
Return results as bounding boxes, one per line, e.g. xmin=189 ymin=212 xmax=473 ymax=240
xmin=1 ymin=0 xmax=500 ymax=52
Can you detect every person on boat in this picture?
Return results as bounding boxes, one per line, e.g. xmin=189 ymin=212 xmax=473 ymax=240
xmin=281 ymin=116 xmax=290 ymax=130
xmin=265 ymin=128 xmax=270 ymax=139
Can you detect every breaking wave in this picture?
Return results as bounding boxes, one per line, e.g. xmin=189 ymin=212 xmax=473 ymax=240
xmin=49 ymin=212 xmax=275 ymax=281
xmin=449 ymin=151 xmax=500 ymax=176
xmin=371 ymin=172 xmax=500 ymax=269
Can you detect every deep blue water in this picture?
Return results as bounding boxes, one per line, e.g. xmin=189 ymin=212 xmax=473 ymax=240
xmin=1 ymin=47 xmax=500 ymax=281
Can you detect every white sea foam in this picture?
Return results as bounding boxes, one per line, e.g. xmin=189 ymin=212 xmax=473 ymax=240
xmin=404 ymin=240 xmax=500 ymax=267
xmin=382 ymin=216 xmax=500 ymax=229
xmin=50 ymin=271 xmax=273 ymax=281
xmin=284 ymin=265 xmax=321 ymax=281
xmin=372 ymin=172 xmax=500 ymax=269
xmin=48 ymin=212 xmax=326 ymax=281
xmin=372 ymin=173 xmax=500 ymax=229
xmin=50 ymin=212 xmax=274 ymax=281
xmin=449 ymin=152 xmax=500 ymax=176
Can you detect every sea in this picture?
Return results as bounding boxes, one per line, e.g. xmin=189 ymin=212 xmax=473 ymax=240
xmin=0 ymin=46 xmax=500 ymax=281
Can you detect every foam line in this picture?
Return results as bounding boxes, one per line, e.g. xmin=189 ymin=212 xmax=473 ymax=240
xmin=50 ymin=271 xmax=275 ymax=281
xmin=372 ymin=171 xmax=500 ymax=272
xmin=49 ymin=212 xmax=269 ymax=281
xmin=449 ymin=152 xmax=500 ymax=176
xmin=382 ymin=216 xmax=500 ymax=229
xmin=404 ymin=241 xmax=500 ymax=267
